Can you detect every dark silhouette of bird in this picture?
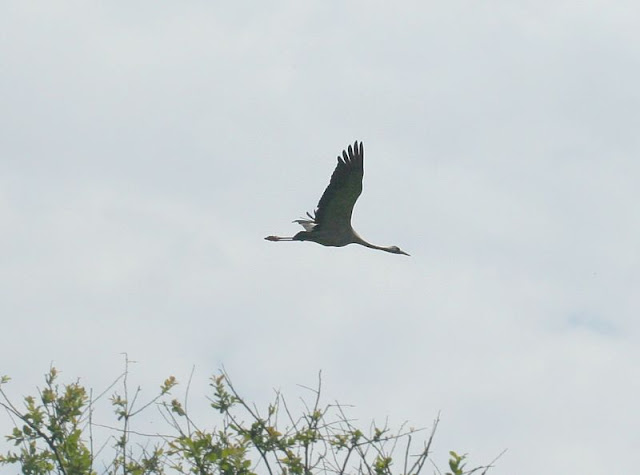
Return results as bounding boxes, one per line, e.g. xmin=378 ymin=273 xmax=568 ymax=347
xmin=265 ymin=141 xmax=409 ymax=256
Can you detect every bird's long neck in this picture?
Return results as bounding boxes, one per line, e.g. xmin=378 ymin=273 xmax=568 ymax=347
xmin=352 ymin=234 xmax=394 ymax=253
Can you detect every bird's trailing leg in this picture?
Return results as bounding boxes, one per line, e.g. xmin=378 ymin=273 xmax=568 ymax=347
xmin=265 ymin=236 xmax=294 ymax=241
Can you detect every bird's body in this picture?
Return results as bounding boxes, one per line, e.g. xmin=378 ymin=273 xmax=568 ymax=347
xmin=291 ymin=223 xmax=362 ymax=247
xmin=265 ymin=141 xmax=409 ymax=256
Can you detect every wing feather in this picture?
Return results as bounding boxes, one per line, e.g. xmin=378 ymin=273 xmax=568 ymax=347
xmin=313 ymin=141 xmax=364 ymax=231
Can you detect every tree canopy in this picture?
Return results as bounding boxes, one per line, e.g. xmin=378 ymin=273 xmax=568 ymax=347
xmin=0 ymin=361 xmax=501 ymax=475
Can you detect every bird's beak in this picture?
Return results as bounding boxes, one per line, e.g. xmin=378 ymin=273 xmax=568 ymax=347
xmin=400 ymin=250 xmax=410 ymax=256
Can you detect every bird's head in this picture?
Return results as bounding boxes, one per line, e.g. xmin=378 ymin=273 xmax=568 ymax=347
xmin=388 ymin=246 xmax=410 ymax=256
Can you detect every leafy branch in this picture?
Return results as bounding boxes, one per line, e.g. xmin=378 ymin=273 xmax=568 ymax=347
xmin=0 ymin=365 xmax=502 ymax=475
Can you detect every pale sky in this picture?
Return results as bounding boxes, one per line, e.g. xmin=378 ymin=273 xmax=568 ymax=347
xmin=2 ymin=2 xmax=639 ymax=474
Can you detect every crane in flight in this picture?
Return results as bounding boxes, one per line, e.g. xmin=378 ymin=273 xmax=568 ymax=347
xmin=265 ymin=141 xmax=409 ymax=256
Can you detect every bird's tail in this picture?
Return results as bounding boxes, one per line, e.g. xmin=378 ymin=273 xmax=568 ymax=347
xmin=293 ymin=210 xmax=318 ymax=231
xmin=292 ymin=218 xmax=316 ymax=232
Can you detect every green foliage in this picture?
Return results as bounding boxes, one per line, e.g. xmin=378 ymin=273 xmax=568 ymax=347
xmin=447 ymin=451 xmax=467 ymax=475
xmin=0 ymin=367 xmax=93 ymax=475
xmin=0 ymin=364 xmax=501 ymax=474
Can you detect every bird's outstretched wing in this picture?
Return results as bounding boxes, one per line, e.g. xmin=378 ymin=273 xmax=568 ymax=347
xmin=312 ymin=141 xmax=364 ymax=231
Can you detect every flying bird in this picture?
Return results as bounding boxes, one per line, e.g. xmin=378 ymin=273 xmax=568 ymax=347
xmin=265 ymin=141 xmax=409 ymax=256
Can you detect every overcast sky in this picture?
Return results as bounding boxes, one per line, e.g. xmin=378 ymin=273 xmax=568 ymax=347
xmin=2 ymin=1 xmax=639 ymax=473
